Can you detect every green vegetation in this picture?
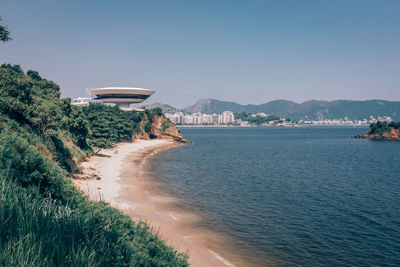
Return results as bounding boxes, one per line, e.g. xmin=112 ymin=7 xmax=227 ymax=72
xmin=0 ymin=64 xmax=188 ymax=266
xmin=84 ymin=104 xmax=140 ymax=153
xmin=0 ymin=17 xmax=12 ymax=42
xmin=235 ymin=112 xmax=281 ymax=125
xmin=369 ymin=121 xmax=400 ymax=135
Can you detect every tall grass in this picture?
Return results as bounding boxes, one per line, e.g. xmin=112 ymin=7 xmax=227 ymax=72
xmin=0 ymin=178 xmax=97 ymax=266
xmin=0 ymin=177 xmax=188 ymax=266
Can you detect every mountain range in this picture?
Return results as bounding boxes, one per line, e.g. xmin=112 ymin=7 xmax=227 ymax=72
xmin=163 ymin=99 xmax=400 ymax=121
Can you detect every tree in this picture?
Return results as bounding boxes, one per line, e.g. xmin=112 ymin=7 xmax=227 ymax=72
xmin=0 ymin=17 xmax=12 ymax=42
xmin=27 ymin=70 xmax=42 ymax=81
xmin=87 ymin=118 xmax=113 ymax=154
xmin=28 ymin=97 xmax=62 ymax=135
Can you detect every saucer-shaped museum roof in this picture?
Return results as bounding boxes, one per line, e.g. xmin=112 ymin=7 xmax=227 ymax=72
xmin=91 ymin=87 xmax=155 ymax=107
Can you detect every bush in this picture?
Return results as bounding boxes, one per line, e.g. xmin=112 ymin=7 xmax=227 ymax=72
xmin=0 ymin=131 xmax=77 ymax=202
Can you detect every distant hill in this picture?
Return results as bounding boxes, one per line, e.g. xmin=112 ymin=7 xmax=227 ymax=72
xmin=183 ymin=99 xmax=400 ymax=120
xmin=145 ymin=103 xmax=182 ymax=114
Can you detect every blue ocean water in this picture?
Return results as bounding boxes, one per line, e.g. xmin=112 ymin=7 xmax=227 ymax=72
xmin=147 ymin=127 xmax=400 ymax=266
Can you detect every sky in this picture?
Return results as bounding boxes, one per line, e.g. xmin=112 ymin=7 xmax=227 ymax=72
xmin=1 ymin=0 xmax=400 ymax=108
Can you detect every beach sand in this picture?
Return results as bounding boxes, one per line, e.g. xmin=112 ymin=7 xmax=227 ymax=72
xmin=73 ymin=139 xmax=242 ymax=267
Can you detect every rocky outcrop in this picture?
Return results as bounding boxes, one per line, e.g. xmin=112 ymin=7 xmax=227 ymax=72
xmin=136 ymin=115 xmax=192 ymax=143
xmin=149 ymin=116 xmax=192 ymax=143
xmin=354 ymin=129 xmax=400 ymax=141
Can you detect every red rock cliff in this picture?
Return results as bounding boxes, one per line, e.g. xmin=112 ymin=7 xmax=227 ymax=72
xmin=354 ymin=128 xmax=400 ymax=141
xmin=136 ymin=115 xmax=191 ymax=143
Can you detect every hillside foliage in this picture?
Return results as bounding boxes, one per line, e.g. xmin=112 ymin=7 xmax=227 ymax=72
xmin=369 ymin=121 xmax=400 ymax=135
xmin=0 ymin=64 xmax=188 ymax=266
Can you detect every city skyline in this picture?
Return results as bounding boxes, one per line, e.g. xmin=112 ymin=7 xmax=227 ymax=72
xmin=2 ymin=0 xmax=400 ymax=108
xmin=163 ymin=110 xmax=392 ymax=126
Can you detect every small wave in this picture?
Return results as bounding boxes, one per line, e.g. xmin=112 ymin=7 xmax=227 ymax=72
xmin=208 ymin=249 xmax=236 ymax=267
xmin=169 ymin=213 xmax=178 ymax=221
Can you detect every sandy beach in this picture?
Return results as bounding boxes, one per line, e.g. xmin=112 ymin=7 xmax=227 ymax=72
xmin=73 ymin=139 xmax=241 ymax=267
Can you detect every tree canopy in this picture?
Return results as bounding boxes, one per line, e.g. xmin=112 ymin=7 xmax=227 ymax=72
xmin=369 ymin=121 xmax=400 ymax=135
xmin=0 ymin=17 xmax=12 ymax=42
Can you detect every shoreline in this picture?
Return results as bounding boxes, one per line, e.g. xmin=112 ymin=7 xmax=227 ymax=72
xmin=178 ymin=125 xmax=369 ymax=128
xmin=73 ymin=139 xmax=242 ymax=267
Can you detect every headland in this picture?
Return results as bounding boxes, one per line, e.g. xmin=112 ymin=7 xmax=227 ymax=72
xmin=354 ymin=121 xmax=400 ymax=140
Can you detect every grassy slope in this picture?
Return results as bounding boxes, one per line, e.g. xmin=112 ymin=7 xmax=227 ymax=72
xmin=0 ymin=64 xmax=188 ymax=266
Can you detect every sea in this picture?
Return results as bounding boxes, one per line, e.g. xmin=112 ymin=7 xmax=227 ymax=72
xmin=146 ymin=127 xmax=400 ymax=266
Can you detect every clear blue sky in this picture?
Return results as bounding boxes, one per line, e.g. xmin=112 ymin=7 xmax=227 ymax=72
xmin=1 ymin=0 xmax=400 ymax=108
